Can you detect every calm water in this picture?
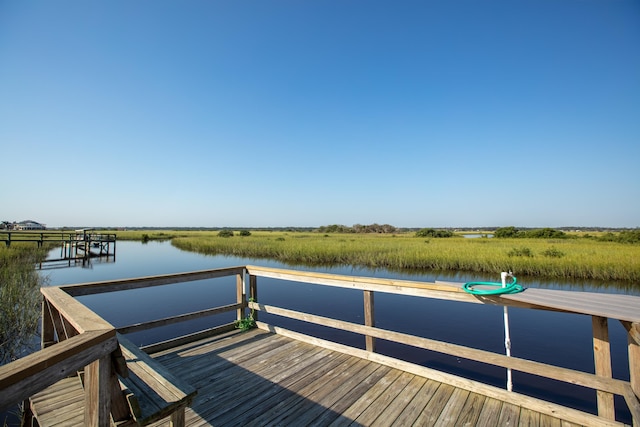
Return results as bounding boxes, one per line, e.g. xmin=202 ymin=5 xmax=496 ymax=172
xmin=39 ymin=241 xmax=636 ymax=423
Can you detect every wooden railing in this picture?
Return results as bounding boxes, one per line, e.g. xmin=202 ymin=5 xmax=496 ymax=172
xmin=0 ymin=265 xmax=638 ymax=426
xmin=63 ymin=267 xmax=247 ymax=353
xmin=0 ymin=286 xmax=118 ymax=425
xmin=245 ymin=266 xmax=640 ymax=426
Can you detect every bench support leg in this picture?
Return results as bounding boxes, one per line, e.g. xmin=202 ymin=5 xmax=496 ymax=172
xmin=170 ymin=406 xmax=186 ymax=427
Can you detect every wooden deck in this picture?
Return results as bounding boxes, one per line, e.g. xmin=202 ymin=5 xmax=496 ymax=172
xmin=32 ymin=328 xmax=596 ymax=427
xmin=10 ymin=266 xmax=638 ymax=426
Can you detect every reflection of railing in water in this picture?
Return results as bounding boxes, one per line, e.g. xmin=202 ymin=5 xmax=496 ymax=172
xmin=0 ymin=266 xmax=638 ymax=426
xmin=0 ymin=230 xmax=117 ymax=268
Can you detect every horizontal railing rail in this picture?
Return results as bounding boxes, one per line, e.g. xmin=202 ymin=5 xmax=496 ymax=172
xmin=61 ymin=266 xmax=245 ymax=296
xmin=118 ymin=303 xmax=243 ymax=335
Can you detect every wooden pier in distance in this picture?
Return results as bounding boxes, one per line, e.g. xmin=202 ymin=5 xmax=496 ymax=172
xmin=0 ymin=229 xmax=116 ymax=266
xmin=0 ymin=266 xmax=638 ymax=426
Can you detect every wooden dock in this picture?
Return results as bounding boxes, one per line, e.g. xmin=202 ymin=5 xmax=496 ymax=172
xmin=0 ymin=229 xmax=116 ymax=266
xmin=0 ymin=266 xmax=638 ymax=426
xmin=30 ymin=328 xmax=597 ymax=426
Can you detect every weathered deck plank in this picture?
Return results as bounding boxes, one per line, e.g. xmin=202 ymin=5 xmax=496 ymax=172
xmin=456 ymin=391 xmax=487 ymax=426
xmin=353 ymin=371 xmax=415 ymax=425
xmin=412 ymin=382 xmax=456 ymax=425
xmin=31 ymin=329 xmax=613 ymax=426
xmin=30 ymin=378 xmax=85 ymax=427
xmin=499 ymin=402 xmax=522 ymax=426
xmin=369 ymin=375 xmax=426 ymax=426
xmin=475 ymin=396 xmax=504 ymax=425
xmin=392 ymin=378 xmax=440 ymax=425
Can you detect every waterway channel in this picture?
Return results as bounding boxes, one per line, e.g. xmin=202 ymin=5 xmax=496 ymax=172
xmin=39 ymin=240 xmax=636 ymax=423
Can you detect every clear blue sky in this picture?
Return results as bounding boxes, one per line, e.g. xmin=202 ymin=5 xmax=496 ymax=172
xmin=1 ymin=1 xmax=638 ymax=228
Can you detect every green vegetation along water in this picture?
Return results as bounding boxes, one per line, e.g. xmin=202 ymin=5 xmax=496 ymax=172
xmin=0 ymin=244 xmax=48 ymax=366
xmin=108 ymin=229 xmax=640 ymax=282
xmin=0 ymin=244 xmax=50 ymax=425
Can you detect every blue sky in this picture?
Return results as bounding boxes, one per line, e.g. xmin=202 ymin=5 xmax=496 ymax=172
xmin=1 ymin=1 xmax=638 ymax=228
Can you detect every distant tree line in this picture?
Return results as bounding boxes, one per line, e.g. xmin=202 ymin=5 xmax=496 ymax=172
xmin=316 ymin=224 xmax=460 ymax=237
xmin=493 ymin=226 xmax=640 ymax=244
xmin=415 ymin=228 xmax=454 ymax=238
xmin=316 ymin=224 xmax=398 ymax=234
xmin=217 ymin=230 xmax=252 ymax=237
xmin=494 ymin=227 xmax=568 ymax=239
xmin=595 ymin=229 xmax=640 ymax=244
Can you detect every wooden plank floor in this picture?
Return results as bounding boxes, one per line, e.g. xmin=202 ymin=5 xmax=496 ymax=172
xmin=30 ymin=328 xmax=594 ymax=426
xmin=147 ymin=329 xmax=585 ymax=427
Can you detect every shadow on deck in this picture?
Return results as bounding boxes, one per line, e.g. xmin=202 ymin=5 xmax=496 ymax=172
xmin=149 ymin=329 xmax=578 ymax=426
xmin=33 ymin=328 xmax=578 ymax=426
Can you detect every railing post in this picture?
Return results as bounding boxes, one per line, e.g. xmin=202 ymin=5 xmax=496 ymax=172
xmin=629 ymin=323 xmax=640 ymax=417
xmin=620 ymin=320 xmax=640 ymax=427
xmin=237 ymin=272 xmax=245 ymax=321
xmin=364 ymin=290 xmax=375 ymax=352
xmin=250 ymin=274 xmax=258 ymax=321
xmin=84 ymin=355 xmax=112 ymax=426
xmin=592 ymin=316 xmax=614 ymax=420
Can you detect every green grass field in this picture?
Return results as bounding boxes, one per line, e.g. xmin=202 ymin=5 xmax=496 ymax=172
xmin=108 ymin=230 xmax=640 ymax=282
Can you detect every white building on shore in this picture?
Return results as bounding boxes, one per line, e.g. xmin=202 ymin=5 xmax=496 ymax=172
xmin=2 ymin=220 xmax=47 ymax=230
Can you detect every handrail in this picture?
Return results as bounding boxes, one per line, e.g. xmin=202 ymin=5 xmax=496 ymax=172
xmin=0 ymin=330 xmax=117 ymax=411
xmin=41 ymin=287 xmax=114 ymax=334
xmin=246 ymin=265 xmax=469 ymax=295
xmin=61 ymin=266 xmax=245 ymax=296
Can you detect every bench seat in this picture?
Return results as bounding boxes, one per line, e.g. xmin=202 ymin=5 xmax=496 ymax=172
xmin=29 ymin=334 xmax=196 ymax=426
xmin=117 ymin=334 xmax=197 ymax=426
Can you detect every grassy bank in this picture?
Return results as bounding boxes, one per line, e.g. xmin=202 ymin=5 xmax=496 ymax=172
xmin=144 ymin=230 xmax=640 ymax=282
xmin=0 ymin=244 xmax=48 ymax=365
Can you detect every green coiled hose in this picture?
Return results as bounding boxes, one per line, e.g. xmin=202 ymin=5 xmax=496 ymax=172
xmin=463 ymin=276 xmax=524 ymax=295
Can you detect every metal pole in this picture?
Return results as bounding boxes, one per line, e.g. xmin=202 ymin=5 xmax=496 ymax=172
xmin=501 ymin=271 xmax=513 ymax=392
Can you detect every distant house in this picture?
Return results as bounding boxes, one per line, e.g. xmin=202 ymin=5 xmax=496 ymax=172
xmin=14 ymin=220 xmax=46 ymax=230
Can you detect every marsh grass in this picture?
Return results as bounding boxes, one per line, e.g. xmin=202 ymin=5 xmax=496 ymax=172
xmin=164 ymin=231 xmax=640 ymax=281
xmin=0 ymin=244 xmax=48 ymax=365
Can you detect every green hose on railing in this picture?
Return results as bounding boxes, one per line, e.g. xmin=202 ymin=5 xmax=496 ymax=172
xmin=463 ymin=275 xmax=524 ymax=295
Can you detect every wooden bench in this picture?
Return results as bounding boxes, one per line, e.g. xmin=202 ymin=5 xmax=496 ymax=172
xmin=29 ymin=334 xmax=197 ymax=426
xmin=116 ymin=334 xmax=197 ymax=426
